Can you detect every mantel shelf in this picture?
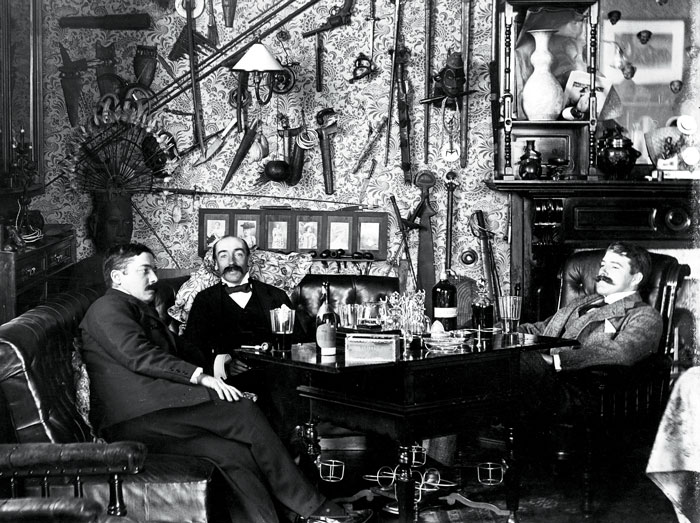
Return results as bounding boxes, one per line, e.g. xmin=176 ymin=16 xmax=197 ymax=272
xmin=487 ymin=179 xmax=697 ymax=196
xmin=510 ymin=120 xmax=589 ymax=127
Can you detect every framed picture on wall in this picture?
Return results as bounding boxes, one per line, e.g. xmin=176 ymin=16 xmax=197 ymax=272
xmin=199 ymin=211 xmax=231 ymax=256
xmin=356 ymin=214 xmax=388 ymax=258
xmin=327 ymin=215 xmax=353 ymax=252
xmin=234 ymin=214 xmax=261 ymax=250
xmin=264 ymin=214 xmax=293 ymax=252
xmin=601 ymin=19 xmax=684 ymax=85
xmin=295 ymin=215 xmax=324 ymax=252
xmin=198 ymin=209 xmax=388 ymax=260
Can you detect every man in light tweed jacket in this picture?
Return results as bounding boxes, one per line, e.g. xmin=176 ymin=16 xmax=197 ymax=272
xmin=519 ymin=241 xmax=662 ymax=417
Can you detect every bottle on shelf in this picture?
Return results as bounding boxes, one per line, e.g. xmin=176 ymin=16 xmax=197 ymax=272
xmin=471 ymin=281 xmax=494 ymax=330
xmin=316 ymin=280 xmax=339 ymax=355
xmin=432 ymin=270 xmax=457 ymax=331
xmin=519 ymin=139 xmax=542 ymax=180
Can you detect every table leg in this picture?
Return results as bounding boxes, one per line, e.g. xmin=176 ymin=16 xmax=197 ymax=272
xmin=504 ymin=424 xmax=520 ymax=523
xmin=395 ymin=446 xmax=415 ymax=523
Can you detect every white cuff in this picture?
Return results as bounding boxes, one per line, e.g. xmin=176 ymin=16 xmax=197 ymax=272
xmin=552 ymin=353 xmax=562 ymax=372
xmin=190 ymin=367 xmax=204 ymax=384
xmin=214 ymin=354 xmax=233 ymax=380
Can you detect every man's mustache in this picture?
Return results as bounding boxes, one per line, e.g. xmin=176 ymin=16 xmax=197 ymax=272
xmin=146 ymin=284 xmax=158 ymax=291
xmin=596 ymin=275 xmax=613 ymax=284
xmin=222 ymin=264 xmax=245 ymax=275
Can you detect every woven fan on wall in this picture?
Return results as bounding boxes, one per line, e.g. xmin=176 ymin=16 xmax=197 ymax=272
xmin=67 ymin=97 xmax=179 ymax=194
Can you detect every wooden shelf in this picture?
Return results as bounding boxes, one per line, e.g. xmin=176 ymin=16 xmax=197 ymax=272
xmin=488 ymin=179 xmax=696 ymax=196
xmin=510 ymin=120 xmax=590 ymax=127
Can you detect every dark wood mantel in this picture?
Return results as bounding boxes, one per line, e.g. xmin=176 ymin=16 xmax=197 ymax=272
xmin=489 ymin=179 xmax=697 ymax=322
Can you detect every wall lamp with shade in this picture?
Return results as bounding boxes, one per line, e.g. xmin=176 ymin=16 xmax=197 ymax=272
xmin=230 ymin=42 xmax=284 ymax=105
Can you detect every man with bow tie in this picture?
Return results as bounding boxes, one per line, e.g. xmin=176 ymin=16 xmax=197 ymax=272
xmin=80 ymin=243 xmax=371 ymax=523
xmin=518 ymin=242 xmax=662 ymax=419
xmin=183 ymin=235 xmax=308 ymax=438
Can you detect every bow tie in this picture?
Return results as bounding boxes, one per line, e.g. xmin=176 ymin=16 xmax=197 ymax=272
xmin=224 ymin=283 xmax=251 ymax=294
xmin=578 ymin=297 xmax=606 ymax=317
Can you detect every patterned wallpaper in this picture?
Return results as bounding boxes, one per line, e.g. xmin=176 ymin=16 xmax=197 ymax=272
xmin=33 ymin=0 xmax=511 ymax=286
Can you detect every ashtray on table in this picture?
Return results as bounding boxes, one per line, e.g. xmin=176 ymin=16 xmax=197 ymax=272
xmin=423 ymin=336 xmax=470 ymax=352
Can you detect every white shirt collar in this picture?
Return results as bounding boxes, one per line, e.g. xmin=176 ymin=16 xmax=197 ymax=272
xmin=222 ymin=273 xmax=252 ymax=308
xmin=604 ymin=290 xmax=636 ymax=304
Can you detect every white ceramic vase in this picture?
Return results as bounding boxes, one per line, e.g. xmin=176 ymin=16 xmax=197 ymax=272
xmin=522 ymin=29 xmax=564 ymax=121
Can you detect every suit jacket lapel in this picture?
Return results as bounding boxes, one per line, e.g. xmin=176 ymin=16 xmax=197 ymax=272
xmin=543 ymin=295 xmax=600 ymax=338
xmin=139 ymin=299 xmax=178 ymax=352
xmin=251 ymin=281 xmax=274 ymax=331
xmin=564 ymin=293 xmax=641 ymax=340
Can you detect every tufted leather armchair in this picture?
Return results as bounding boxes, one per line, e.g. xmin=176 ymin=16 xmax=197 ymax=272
xmin=555 ymin=249 xmax=690 ymax=516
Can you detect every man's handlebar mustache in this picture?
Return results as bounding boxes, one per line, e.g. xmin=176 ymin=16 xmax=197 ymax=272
xmin=596 ymin=275 xmax=613 ymax=284
xmin=222 ymin=264 xmax=245 ymax=275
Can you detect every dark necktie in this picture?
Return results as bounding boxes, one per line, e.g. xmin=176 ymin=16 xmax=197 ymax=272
xmin=578 ymin=297 xmax=605 ymax=317
xmin=225 ymin=283 xmax=251 ymax=294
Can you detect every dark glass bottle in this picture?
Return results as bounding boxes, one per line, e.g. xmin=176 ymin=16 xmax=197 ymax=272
xmin=315 ymin=281 xmax=339 ymax=354
xmin=471 ymin=282 xmax=494 ymax=330
xmin=519 ymin=140 xmax=542 ymax=180
xmin=432 ymin=271 xmax=457 ymax=331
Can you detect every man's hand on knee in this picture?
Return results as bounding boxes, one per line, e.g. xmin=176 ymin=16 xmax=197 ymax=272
xmin=197 ymin=374 xmax=243 ymax=402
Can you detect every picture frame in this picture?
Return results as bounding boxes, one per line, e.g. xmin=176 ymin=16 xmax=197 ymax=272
xmin=264 ymin=214 xmax=293 ymax=252
xmin=601 ymin=20 xmax=684 ymax=86
xmin=198 ymin=209 xmax=388 ymax=260
xmin=199 ymin=210 xmax=231 ymax=256
xmin=295 ymin=214 xmax=324 ymax=253
xmin=599 ymin=17 xmax=686 ymax=165
xmin=356 ymin=214 xmax=388 ymax=258
xmin=327 ymin=215 xmax=353 ymax=252
xmin=234 ymin=213 xmax=261 ymax=251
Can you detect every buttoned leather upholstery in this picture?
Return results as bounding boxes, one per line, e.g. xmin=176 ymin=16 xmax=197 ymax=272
xmin=0 ymin=497 xmax=104 ymax=522
xmin=291 ymin=274 xmax=400 ymax=339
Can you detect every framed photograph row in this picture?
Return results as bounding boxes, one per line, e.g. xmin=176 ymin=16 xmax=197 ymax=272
xmin=199 ymin=209 xmax=388 ymax=260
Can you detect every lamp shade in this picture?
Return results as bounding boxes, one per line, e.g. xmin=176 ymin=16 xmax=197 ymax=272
xmin=230 ymin=43 xmax=284 ymax=72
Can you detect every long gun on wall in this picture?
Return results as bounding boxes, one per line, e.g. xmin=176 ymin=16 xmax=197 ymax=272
xmin=302 ymin=0 xmax=355 ymax=36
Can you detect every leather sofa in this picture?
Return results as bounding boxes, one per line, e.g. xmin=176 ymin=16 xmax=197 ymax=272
xmin=0 ymin=272 xmax=399 ymax=521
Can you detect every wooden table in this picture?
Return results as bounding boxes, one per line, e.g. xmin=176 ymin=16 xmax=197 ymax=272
xmin=240 ymin=332 xmax=576 ymax=523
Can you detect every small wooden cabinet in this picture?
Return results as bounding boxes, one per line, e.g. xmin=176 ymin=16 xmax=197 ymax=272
xmin=0 ymin=225 xmax=76 ymax=324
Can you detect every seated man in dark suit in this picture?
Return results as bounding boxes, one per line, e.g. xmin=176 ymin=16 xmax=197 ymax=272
xmin=183 ymin=235 xmax=306 ymax=378
xmin=518 ymin=241 xmax=663 ymax=419
xmin=183 ymin=235 xmax=309 ymax=440
xmin=80 ymin=243 xmax=370 ymax=523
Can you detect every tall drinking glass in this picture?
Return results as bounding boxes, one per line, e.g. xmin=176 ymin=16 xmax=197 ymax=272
xmin=497 ymin=295 xmax=522 ymax=334
xmin=270 ymin=307 xmax=295 ymax=351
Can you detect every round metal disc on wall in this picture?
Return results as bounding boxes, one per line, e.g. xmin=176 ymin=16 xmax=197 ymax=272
xmin=174 ymin=0 xmax=206 ymax=19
